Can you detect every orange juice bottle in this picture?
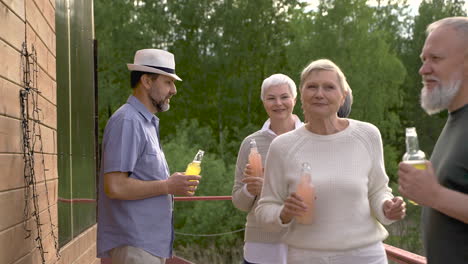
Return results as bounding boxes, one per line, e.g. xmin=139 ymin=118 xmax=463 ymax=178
xmin=186 ymin=149 xmax=204 ymax=175
xmin=185 ymin=149 xmax=204 ymax=195
xmin=295 ymin=162 xmax=315 ymax=224
xmin=402 ymin=127 xmax=426 ymax=205
xmin=248 ymin=139 xmax=263 ymax=177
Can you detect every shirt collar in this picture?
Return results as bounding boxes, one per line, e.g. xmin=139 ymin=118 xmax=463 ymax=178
xmin=261 ymin=115 xmax=303 ymax=136
xmin=127 ymin=95 xmax=158 ymax=123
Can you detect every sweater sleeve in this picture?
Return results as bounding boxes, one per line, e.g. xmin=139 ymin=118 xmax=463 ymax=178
xmin=367 ymin=125 xmax=395 ymax=226
xmin=232 ymin=137 xmax=256 ymax=212
xmin=256 ymin=138 xmax=289 ymax=230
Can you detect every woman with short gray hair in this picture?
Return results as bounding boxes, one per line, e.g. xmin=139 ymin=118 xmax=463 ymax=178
xmin=232 ymin=73 xmax=301 ymax=264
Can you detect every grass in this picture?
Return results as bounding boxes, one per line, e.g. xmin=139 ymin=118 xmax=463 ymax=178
xmin=174 ymin=240 xmax=244 ymax=264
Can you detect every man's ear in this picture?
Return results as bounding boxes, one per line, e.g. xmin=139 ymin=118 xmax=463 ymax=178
xmin=141 ymin=74 xmax=152 ymax=90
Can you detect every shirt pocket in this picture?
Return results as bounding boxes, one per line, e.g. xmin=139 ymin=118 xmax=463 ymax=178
xmin=142 ymin=142 xmax=168 ymax=180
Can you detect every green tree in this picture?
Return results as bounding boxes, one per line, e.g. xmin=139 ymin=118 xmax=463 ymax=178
xmin=158 ymin=0 xmax=301 ymax=163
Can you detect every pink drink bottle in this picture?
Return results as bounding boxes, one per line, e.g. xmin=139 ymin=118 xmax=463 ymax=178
xmin=248 ymin=139 xmax=263 ymax=177
xmin=295 ymin=162 xmax=316 ymax=224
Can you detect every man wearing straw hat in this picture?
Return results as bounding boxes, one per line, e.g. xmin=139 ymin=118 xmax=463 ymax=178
xmin=97 ymin=49 xmax=201 ymax=264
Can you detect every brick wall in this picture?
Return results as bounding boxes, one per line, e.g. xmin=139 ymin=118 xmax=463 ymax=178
xmin=0 ymin=0 xmax=98 ymax=263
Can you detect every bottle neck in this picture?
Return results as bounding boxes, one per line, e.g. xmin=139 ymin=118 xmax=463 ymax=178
xmin=251 ymin=146 xmax=259 ymax=154
xmin=193 ymin=152 xmax=204 ymax=162
xmin=405 ymin=136 xmax=420 ymax=153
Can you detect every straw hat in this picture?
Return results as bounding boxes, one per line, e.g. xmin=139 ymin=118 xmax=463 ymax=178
xmin=127 ymin=49 xmax=182 ymax=81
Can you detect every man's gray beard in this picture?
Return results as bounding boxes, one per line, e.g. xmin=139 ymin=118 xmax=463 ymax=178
xmin=159 ymin=103 xmax=170 ymax=112
xmin=153 ymin=99 xmax=170 ymax=112
xmin=150 ymin=96 xmax=170 ymax=112
xmin=420 ymin=79 xmax=461 ymax=115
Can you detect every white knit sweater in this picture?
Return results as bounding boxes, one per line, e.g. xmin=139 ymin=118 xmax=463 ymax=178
xmin=256 ymin=119 xmax=396 ymax=251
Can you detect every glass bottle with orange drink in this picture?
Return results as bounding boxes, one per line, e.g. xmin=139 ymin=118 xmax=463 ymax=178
xmin=185 ymin=149 xmax=204 ymax=194
xmin=295 ymin=162 xmax=316 ymax=224
xmin=248 ymin=139 xmax=263 ymax=177
xmin=186 ymin=149 xmax=204 ymax=175
xmin=402 ymin=127 xmax=426 ymax=205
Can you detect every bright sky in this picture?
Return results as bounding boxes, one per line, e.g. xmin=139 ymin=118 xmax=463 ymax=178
xmin=305 ymin=0 xmax=468 ymax=15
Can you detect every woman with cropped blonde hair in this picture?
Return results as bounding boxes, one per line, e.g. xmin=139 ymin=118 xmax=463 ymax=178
xmin=256 ymin=59 xmax=406 ymax=264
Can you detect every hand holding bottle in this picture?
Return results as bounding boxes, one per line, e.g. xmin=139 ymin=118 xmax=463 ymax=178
xmin=242 ymin=164 xmax=264 ymax=195
xmin=398 ymin=161 xmax=441 ymax=207
xmin=166 ymin=172 xmax=201 ymax=196
xmin=280 ymin=193 xmax=308 ymax=224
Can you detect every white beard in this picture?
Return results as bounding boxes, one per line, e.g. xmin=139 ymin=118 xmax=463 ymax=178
xmin=420 ymin=75 xmax=461 ymax=115
xmin=158 ymin=103 xmax=170 ymax=112
xmin=150 ymin=97 xmax=170 ymax=112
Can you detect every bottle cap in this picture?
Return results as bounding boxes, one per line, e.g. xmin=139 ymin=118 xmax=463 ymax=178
xmin=405 ymin=127 xmax=417 ymax=137
xmin=250 ymin=139 xmax=257 ymax=149
xmin=301 ymin=162 xmax=311 ymax=173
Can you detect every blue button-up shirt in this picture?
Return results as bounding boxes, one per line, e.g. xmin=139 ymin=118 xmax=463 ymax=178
xmin=97 ymin=95 xmax=173 ymax=258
